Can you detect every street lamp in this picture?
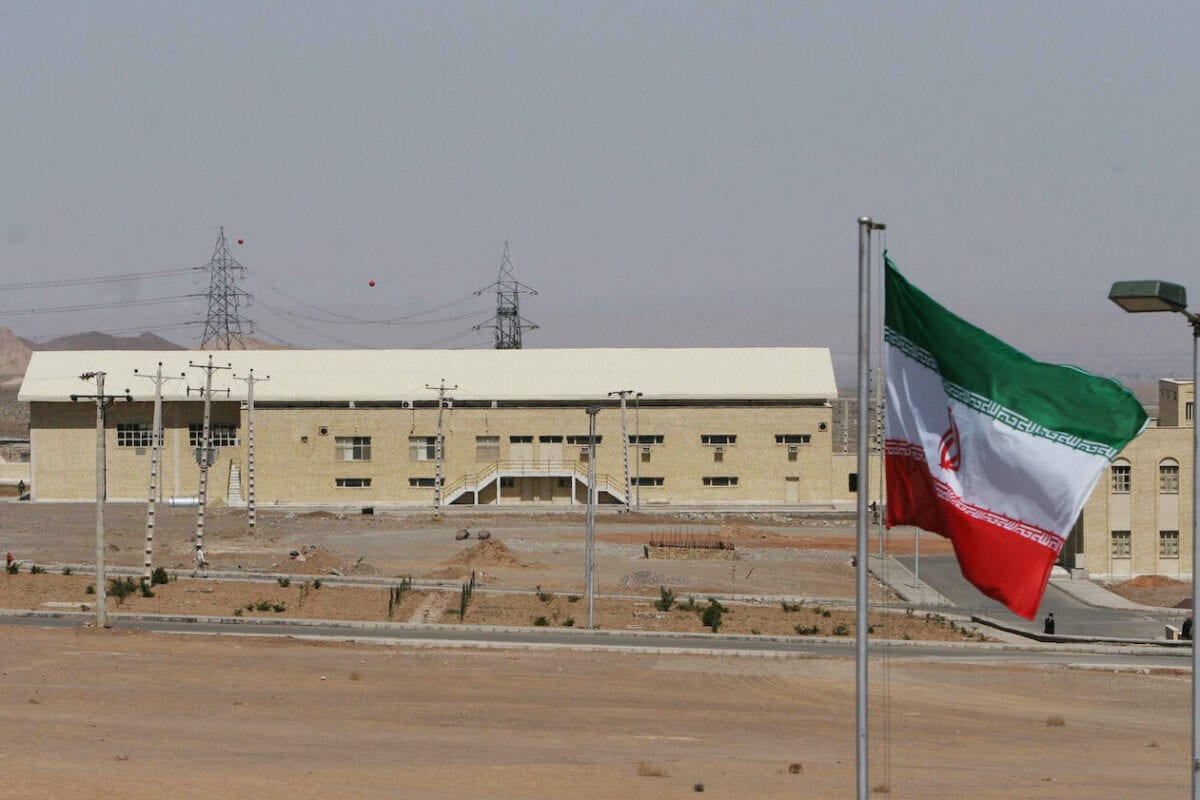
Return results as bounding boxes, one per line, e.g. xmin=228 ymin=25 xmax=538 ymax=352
xmin=1109 ymin=278 xmax=1200 ymax=798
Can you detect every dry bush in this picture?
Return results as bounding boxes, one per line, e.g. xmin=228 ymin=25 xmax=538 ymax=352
xmin=872 ymin=784 xmax=891 ymax=794
xmin=1046 ymin=715 xmax=1066 ymax=727
xmin=636 ymin=760 xmax=669 ymax=778
xmin=349 ymin=671 xmax=362 ymax=681
xmin=788 ymin=762 xmax=803 ymax=774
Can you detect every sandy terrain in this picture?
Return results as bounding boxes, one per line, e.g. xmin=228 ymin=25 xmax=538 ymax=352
xmin=0 ymin=625 xmax=1188 ymax=799
xmin=1107 ymin=575 xmax=1193 ymax=609
xmin=0 ymin=502 xmax=937 ymax=601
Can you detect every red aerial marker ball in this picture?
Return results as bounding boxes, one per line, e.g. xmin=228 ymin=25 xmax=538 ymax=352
xmin=368 ymin=280 xmax=375 ymax=287
xmin=237 ymin=238 xmax=245 ymax=245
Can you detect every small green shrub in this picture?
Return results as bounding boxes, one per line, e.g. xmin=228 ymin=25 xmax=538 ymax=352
xmin=832 ymin=624 xmax=850 ymax=636
xmin=655 ymin=586 xmax=676 ymax=612
xmin=312 ymin=579 xmax=322 ymax=589
xmin=255 ymin=599 xmax=272 ymax=612
xmin=7 ymin=562 xmax=19 ymax=575
xmin=533 ymin=616 xmax=549 ymax=626
xmin=278 ymin=577 xmax=291 ymax=588
xmin=781 ymin=600 xmax=803 ymax=613
xmin=85 ymin=584 xmax=95 ymax=594
xmin=701 ymin=599 xmax=724 ymax=632
xmin=535 ymin=585 xmax=553 ymax=603
xmin=795 ymin=625 xmax=822 ymax=636
xmin=61 ymin=566 xmax=73 ymax=576
xmin=233 ymin=608 xmax=243 ymax=617
xmin=272 ymin=603 xmax=286 ymax=613
xmin=151 ymin=567 xmax=170 ymax=586
xmin=678 ymin=597 xmax=698 ymax=612
xmin=562 ymin=618 xmax=575 ymax=627
xmin=567 ymin=594 xmax=580 ymax=603
xmin=29 ymin=565 xmax=45 ymax=575
xmin=108 ymin=577 xmax=139 ymax=605
xmin=139 ymin=581 xmax=155 ymax=598
xmin=821 ymin=610 xmax=832 ymax=618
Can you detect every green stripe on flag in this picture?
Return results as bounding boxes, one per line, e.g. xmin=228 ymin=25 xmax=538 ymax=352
xmin=885 ymin=256 xmax=1147 ymax=450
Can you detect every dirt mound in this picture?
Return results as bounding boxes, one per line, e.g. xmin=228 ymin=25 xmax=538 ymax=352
xmin=272 ymin=546 xmax=377 ymax=576
xmin=1119 ymin=575 xmax=1180 ymax=590
xmin=441 ymin=540 xmax=534 ymax=569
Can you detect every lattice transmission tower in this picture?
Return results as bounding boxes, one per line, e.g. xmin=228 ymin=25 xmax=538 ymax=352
xmin=199 ymin=227 xmax=254 ymax=350
xmin=474 ymin=242 xmax=538 ymax=349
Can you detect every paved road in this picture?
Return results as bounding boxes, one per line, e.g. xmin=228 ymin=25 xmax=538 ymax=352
xmin=900 ymin=554 xmax=1177 ymax=639
xmin=0 ymin=612 xmax=1188 ymax=669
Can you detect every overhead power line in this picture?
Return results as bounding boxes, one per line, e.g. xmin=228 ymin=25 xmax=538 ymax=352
xmin=0 ymin=294 xmax=203 ymax=316
xmin=0 ymin=265 xmax=203 ymax=292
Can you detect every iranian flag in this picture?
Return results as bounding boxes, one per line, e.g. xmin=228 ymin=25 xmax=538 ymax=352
xmin=884 ymin=256 xmax=1147 ymax=619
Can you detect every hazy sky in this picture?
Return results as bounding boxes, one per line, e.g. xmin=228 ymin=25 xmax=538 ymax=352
xmin=2 ymin=2 xmax=1198 ymax=385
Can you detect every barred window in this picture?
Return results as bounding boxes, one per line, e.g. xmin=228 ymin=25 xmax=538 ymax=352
xmin=1111 ymin=530 xmax=1131 ymax=558
xmin=702 ymin=476 xmax=738 ymax=487
xmin=566 ymin=435 xmax=603 ymax=445
xmin=1111 ymin=462 xmax=1131 ymax=493
xmin=701 ymin=434 xmax=737 ymax=446
xmin=1160 ymin=461 xmax=1180 ymax=494
xmin=409 ymin=477 xmax=439 ymax=488
xmin=335 ymin=436 xmax=371 ymax=462
xmin=335 ymin=478 xmax=371 ymax=488
xmin=117 ymin=423 xmax=153 ymax=448
xmin=775 ymin=434 xmax=811 ymax=445
xmin=632 ymin=477 xmax=664 ymax=487
xmin=189 ymin=423 xmax=238 ymax=448
xmin=409 ymin=436 xmax=436 ymax=461
xmin=1160 ymin=530 xmax=1180 ymax=558
xmin=629 ymin=435 xmax=664 ymax=445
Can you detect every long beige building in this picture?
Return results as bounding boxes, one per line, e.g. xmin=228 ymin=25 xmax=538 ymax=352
xmin=19 ymin=348 xmax=862 ymax=508
xmin=1066 ymin=379 xmax=1195 ymax=579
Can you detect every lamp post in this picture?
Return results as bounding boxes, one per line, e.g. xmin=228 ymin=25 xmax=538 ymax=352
xmin=584 ymin=404 xmax=601 ymax=628
xmin=1109 ymin=278 xmax=1200 ymax=799
xmin=634 ymin=392 xmax=643 ymax=508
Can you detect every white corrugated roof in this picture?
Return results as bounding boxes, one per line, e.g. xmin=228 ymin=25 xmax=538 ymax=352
xmin=18 ymin=348 xmax=836 ymax=403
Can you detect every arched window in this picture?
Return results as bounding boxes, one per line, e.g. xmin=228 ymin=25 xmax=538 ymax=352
xmin=1159 ymin=459 xmax=1180 ymax=494
xmin=1110 ymin=459 xmax=1131 ymax=493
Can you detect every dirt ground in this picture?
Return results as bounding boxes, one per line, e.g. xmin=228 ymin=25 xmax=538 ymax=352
xmin=0 ymin=502 xmax=936 ymax=601
xmin=1105 ymin=575 xmax=1193 ymax=609
xmin=0 ymin=573 xmax=979 ymax=641
xmin=0 ymin=625 xmax=1188 ymax=799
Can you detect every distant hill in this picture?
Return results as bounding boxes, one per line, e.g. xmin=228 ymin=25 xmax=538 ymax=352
xmin=33 ymin=331 xmax=185 ymax=352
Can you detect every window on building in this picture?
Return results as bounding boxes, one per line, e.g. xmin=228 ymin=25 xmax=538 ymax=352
xmin=702 ymin=476 xmax=738 ymax=487
xmin=500 ymin=477 xmax=515 ymax=488
xmin=117 ymin=423 xmax=153 ymax=448
xmin=409 ymin=436 xmax=436 ymax=461
xmin=632 ymin=477 xmax=664 ymax=487
xmin=189 ymin=423 xmax=239 ymax=448
xmin=775 ymin=434 xmax=812 ymax=445
xmin=701 ymin=434 xmax=737 ymax=446
xmin=1188 ymin=401 xmax=1194 ymax=422
xmin=509 ymin=435 xmax=533 ymax=443
xmin=408 ymin=477 xmax=439 ymax=488
xmin=335 ymin=436 xmax=371 ymax=462
xmin=1111 ymin=530 xmax=1131 ymax=558
xmin=566 ymin=435 xmax=603 ymax=445
xmin=539 ymin=435 xmax=563 ymax=443
xmin=1160 ymin=460 xmax=1180 ymax=494
xmin=629 ymin=435 xmax=664 ymax=445
xmin=848 ymin=473 xmax=858 ymax=493
xmin=1111 ymin=462 xmax=1131 ymax=493
xmin=1160 ymin=530 xmax=1180 ymax=558
xmin=335 ymin=478 xmax=372 ymax=488
xmin=476 ymin=436 xmax=500 ymax=461
xmin=557 ymin=477 xmax=572 ymax=488
xmin=641 ymin=449 xmax=652 ymax=463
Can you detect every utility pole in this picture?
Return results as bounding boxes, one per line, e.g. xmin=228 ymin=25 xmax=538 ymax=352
xmin=607 ymin=390 xmax=634 ymax=512
xmin=187 ymin=356 xmax=231 ymax=571
xmin=584 ymin=405 xmax=601 ymax=628
xmin=634 ymin=392 xmax=643 ymax=509
xmin=133 ymin=363 xmax=184 ymax=582
xmin=71 ymin=372 xmax=130 ymax=628
xmin=234 ymin=369 xmax=269 ymax=529
xmin=426 ymin=380 xmax=458 ymax=518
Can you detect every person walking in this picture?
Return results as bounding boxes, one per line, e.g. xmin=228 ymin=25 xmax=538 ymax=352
xmin=1043 ymin=612 xmax=1055 ymax=635
xmin=1183 ymin=616 xmax=1193 ymax=641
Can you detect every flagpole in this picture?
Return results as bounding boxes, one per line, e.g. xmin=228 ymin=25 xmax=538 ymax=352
xmin=857 ymin=216 xmax=884 ymax=799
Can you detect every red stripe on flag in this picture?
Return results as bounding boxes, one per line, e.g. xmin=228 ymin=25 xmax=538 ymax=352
xmin=885 ymin=449 xmax=1059 ymax=620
